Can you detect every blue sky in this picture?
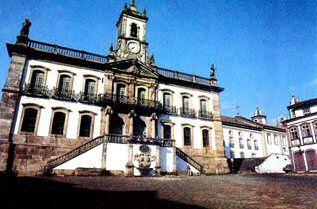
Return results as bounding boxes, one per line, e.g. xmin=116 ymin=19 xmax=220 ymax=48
xmin=1 ymin=0 xmax=317 ymax=124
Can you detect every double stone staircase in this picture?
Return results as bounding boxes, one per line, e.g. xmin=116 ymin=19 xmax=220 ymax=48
xmin=45 ymin=134 xmax=204 ymax=175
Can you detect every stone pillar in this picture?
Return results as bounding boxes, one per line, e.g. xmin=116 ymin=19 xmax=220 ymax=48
xmin=104 ymin=106 xmax=113 ymax=134
xmin=150 ymin=113 xmax=157 ymax=138
xmin=104 ymin=73 xmax=114 ymax=94
xmin=101 ymin=106 xmax=112 ymax=171
xmin=125 ymin=143 xmax=134 ymax=177
xmin=128 ymin=110 xmax=136 ymax=136
xmin=155 ymin=145 xmax=161 ymax=176
xmin=148 ymin=84 xmax=157 ymax=101
xmin=0 ymin=54 xmax=27 ymax=142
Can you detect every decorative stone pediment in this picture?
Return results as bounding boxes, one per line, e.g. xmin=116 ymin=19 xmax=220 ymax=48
xmin=107 ymin=59 xmax=159 ymax=79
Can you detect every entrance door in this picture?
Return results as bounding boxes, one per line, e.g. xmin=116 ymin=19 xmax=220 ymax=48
xmin=305 ymin=149 xmax=317 ymax=171
xmin=293 ymin=152 xmax=306 ymax=172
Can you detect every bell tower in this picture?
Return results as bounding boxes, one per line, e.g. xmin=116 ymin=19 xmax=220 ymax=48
xmin=116 ymin=0 xmax=149 ymax=63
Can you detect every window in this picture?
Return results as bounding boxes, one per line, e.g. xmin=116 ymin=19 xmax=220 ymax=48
xmin=202 ymin=129 xmax=209 ymax=147
xmin=200 ymin=99 xmax=207 ymax=113
xmin=273 ymin=135 xmax=279 ymax=145
xmin=20 ymin=108 xmax=38 ymax=133
xmin=137 ymin=88 xmax=146 ymax=101
xmin=240 ymin=152 xmax=245 ymax=158
xmin=163 ymin=93 xmax=172 ymax=107
xmin=79 ymin=115 xmax=93 ymax=137
xmin=247 ymin=139 xmax=252 ymax=149
xmin=267 ymin=133 xmax=272 ymax=144
xmin=58 ymin=74 xmax=72 ymax=92
xmin=303 ymin=107 xmax=310 ymax=115
xmin=229 ymin=137 xmax=234 ymax=148
xmin=30 ymin=70 xmax=45 ymax=88
xmin=289 ymin=126 xmax=299 ymax=140
xmin=130 ymin=23 xmax=138 ymax=37
xmin=183 ymin=127 xmax=191 ymax=146
xmin=182 ymin=96 xmax=190 ymax=112
xmin=239 ymin=138 xmax=244 ymax=149
xmin=51 ymin=112 xmax=66 ymax=135
xmin=117 ymin=84 xmax=126 ymax=98
xmin=163 ymin=125 xmax=171 ymax=139
xmin=254 ymin=139 xmax=259 ymax=150
xmin=84 ymin=79 xmax=96 ymax=96
xmin=251 ymin=153 xmax=256 ymax=158
xmin=301 ymin=123 xmax=312 ymax=138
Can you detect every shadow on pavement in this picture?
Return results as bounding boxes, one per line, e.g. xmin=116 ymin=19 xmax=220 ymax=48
xmin=0 ymin=173 xmax=206 ymax=209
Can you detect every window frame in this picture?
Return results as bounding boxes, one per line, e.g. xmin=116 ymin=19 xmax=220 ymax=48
xmin=182 ymin=125 xmax=193 ymax=146
xmin=49 ymin=107 xmax=71 ymax=137
xmin=77 ymin=111 xmax=96 ymax=139
xmin=18 ymin=103 xmax=43 ymax=135
xmin=56 ymin=70 xmax=75 ymax=92
xmin=28 ymin=65 xmax=50 ymax=88
xmin=82 ymin=75 xmax=100 ymax=96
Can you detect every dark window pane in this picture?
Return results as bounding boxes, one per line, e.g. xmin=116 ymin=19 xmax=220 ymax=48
xmin=30 ymin=70 xmax=44 ymax=88
xmin=84 ymin=79 xmax=96 ymax=96
xmin=58 ymin=75 xmax=71 ymax=92
xmin=184 ymin=127 xmax=191 ymax=146
xmin=21 ymin=108 xmax=38 ymax=133
xmin=51 ymin=112 xmax=66 ymax=135
xmin=130 ymin=23 xmax=138 ymax=37
xmin=163 ymin=125 xmax=171 ymax=139
xmin=202 ymin=129 xmax=209 ymax=147
xmin=79 ymin=115 xmax=92 ymax=137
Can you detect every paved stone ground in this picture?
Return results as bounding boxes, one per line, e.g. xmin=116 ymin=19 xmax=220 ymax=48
xmin=1 ymin=173 xmax=317 ymax=209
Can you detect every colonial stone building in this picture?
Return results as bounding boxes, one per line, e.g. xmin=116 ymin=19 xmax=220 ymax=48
xmin=222 ymin=108 xmax=288 ymax=159
xmin=0 ymin=1 xmax=229 ymax=176
xmin=283 ymin=95 xmax=317 ymax=172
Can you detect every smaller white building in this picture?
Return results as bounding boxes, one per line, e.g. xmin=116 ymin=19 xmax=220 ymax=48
xmin=222 ymin=108 xmax=288 ymax=159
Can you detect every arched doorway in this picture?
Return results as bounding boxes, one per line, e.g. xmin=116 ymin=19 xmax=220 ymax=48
xmin=133 ymin=116 xmax=146 ymax=137
xmin=109 ymin=114 xmax=124 ymax=135
xmin=293 ymin=151 xmax=306 ymax=172
xmin=305 ymin=149 xmax=317 ymax=171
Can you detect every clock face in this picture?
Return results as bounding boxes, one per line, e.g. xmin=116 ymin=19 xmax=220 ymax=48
xmin=127 ymin=41 xmax=140 ymax=54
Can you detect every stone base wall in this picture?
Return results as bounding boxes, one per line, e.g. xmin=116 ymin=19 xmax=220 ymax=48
xmin=0 ymin=141 xmax=9 ymax=171
xmin=1 ymin=134 xmax=88 ymax=176
xmin=181 ymin=147 xmax=230 ymax=174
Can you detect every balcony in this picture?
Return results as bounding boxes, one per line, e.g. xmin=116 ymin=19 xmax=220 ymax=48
xmin=179 ymin=108 xmax=196 ymax=118
xmin=303 ymin=136 xmax=314 ymax=144
xmin=291 ymin=139 xmax=300 ymax=146
xmin=198 ymin=110 xmax=213 ymax=120
xmin=22 ymin=84 xmax=163 ymax=111
xmin=162 ymin=105 xmax=178 ymax=115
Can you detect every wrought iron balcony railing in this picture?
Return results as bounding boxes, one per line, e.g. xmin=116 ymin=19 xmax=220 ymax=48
xmin=179 ymin=108 xmax=197 ymax=118
xmin=198 ymin=110 xmax=213 ymax=119
xmin=22 ymin=84 xmax=163 ymax=110
xmin=162 ymin=105 xmax=178 ymax=115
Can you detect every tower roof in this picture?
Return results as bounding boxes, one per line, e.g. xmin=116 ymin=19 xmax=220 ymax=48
xmin=254 ymin=107 xmax=265 ymax=117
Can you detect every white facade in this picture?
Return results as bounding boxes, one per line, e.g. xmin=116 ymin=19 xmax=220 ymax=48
xmin=222 ymin=115 xmax=288 ymax=159
xmin=284 ymin=96 xmax=317 ymax=172
xmin=223 ymin=125 xmax=263 ymax=158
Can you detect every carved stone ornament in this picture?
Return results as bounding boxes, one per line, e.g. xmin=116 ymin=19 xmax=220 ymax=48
xmin=20 ymin=19 xmax=32 ymax=37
